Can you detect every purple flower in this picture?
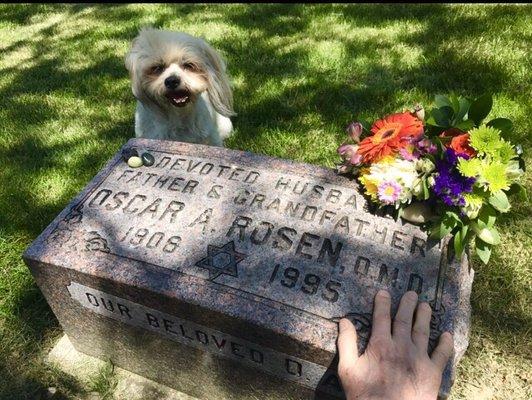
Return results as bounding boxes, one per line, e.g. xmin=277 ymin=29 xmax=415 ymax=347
xmin=433 ymin=149 xmax=475 ymax=207
xmin=346 ymin=122 xmax=363 ymax=143
xmin=416 ymin=138 xmax=437 ymax=155
xmin=399 ymin=144 xmax=420 ymax=161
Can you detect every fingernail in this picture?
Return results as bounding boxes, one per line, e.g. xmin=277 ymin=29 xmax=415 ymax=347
xmin=405 ymin=291 xmax=418 ymax=301
xmin=338 ymin=318 xmax=349 ymax=332
xmin=376 ymin=289 xmax=390 ymax=298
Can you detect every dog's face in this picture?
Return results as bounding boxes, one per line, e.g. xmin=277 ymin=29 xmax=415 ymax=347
xmin=125 ymin=28 xmax=234 ymax=117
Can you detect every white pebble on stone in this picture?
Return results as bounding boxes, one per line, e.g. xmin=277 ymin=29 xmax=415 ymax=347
xmin=127 ymin=156 xmax=143 ymax=168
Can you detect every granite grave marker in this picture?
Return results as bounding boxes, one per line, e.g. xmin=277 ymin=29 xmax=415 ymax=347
xmin=23 ymin=138 xmax=473 ymax=399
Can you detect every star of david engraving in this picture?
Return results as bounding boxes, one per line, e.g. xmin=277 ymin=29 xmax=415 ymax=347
xmin=195 ymin=241 xmax=246 ymax=280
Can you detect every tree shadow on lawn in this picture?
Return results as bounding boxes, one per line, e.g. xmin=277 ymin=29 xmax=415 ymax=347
xmin=0 ymin=2 xmax=530 ymax=396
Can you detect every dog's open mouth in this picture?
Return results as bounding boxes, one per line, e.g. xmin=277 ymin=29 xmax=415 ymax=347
xmin=166 ymin=89 xmax=191 ymax=107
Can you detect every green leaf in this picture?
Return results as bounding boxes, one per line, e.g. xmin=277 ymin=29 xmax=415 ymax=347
xmin=478 ymin=205 xmax=497 ymax=228
xmin=455 ymin=119 xmax=475 ymax=131
xmin=507 ymin=183 xmax=529 ymax=202
xmin=472 ymin=223 xmax=500 ymax=245
xmin=469 ymin=93 xmax=493 ymax=125
xmin=425 ymin=115 xmax=436 ymax=126
xmin=429 ymin=213 xmax=458 ymax=240
xmin=422 ymin=178 xmax=430 ymax=200
xmin=475 ymin=239 xmax=492 ymax=264
xmin=488 ymin=190 xmax=511 ymax=212
xmin=440 ymin=106 xmax=455 ymax=121
xmin=435 ymin=95 xmax=452 ymax=109
xmin=359 ymin=120 xmax=372 ymax=133
xmin=455 ymin=98 xmax=471 ymax=123
xmin=487 ymin=118 xmax=513 ymax=135
xmin=445 ymin=210 xmax=462 ymax=224
xmin=453 ymin=224 xmax=469 ymax=257
xmin=449 ymin=93 xmax=460 ymax=115
xmin=431 ymin=108 xmax=451 ymax=128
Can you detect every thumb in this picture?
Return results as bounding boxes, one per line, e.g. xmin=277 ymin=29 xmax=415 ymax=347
xmin=337 ymin=318 xmax=359 ymax=372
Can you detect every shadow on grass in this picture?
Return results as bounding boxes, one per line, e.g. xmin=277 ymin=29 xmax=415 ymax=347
xmin=0 ymin=3 xmax=530 ymax=398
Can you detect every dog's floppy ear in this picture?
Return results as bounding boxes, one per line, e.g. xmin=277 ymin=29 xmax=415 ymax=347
xmin=125 ymin=36 xmax=143 ymax=99
xmin=125 ymin=30 xmax=165 ymax=115
xmin=201 ymin=40 xmax=235 ymax=118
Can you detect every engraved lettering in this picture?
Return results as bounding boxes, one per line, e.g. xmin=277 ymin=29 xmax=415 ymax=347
xmin=163 ymin=318 xmax=179 ymax=335
xmin=250 ymin=349 xmax=264 ymax=364
xmin=153 ymin=175 xmax=169 ymax=189
xmin=250 ymin=222 xmax=274 ymax=245
xmin=229 ymin=168 xmax=244 ymax=181
xmin=226 ymin=216 xmax=252 ymax=241
xmin=273 ymin=227 xmax=297 ymax=250
xmin=374 ymin=226 xmax=387 ymax=244
xmin=408 ymin=274 xmax=423 ymax=294
xmin=117 ymin=304 xmax=131 ymax=319
xmin=100 ymin=297 xmax=114 ymax=312
xmin=378 ymin=264 xmax=399 ymax=287
xmin=212 ymin=335 xmax=227 ymax=350
xmin=334 ymin=216 xmax=350 ymax=234
xmin=392 ymin=230 xmax=406 ymax=251
xmin=195 ymin=330 xmax=209 ymax=344
xmin=179 ymin=324 xmax=194 ymax=340
xmin=250 ymin=194 xmax=265 ymax=209
xmin=138 ymin=198 xmax=162 ymax=219
xmin=105 ymin=191 xmax=129 ymax=211
xmin=187 ymin=160 xmax=201 ymax=172
xmin=89 ymin=189 xmax=112 ymax=207
xmin=301 ymin=206 xmax=317 ymax=222
xmin=231 ymin=342 xmax=245 ymax=358
xmin=123 ymin=194 xmax=146 ymax=214
xmin=286 ymin=359 xmax=302 ymax=377
xmin=183 ymin=180 xmax=199 ymax=194
xmin=86 ymin=293 xmax=99 ymax=306
xmin=146 ymin=313 xmax=160 ymax=327
xmin=159 ymin=201 xmax=185 ymax=223
xmin=317 ymin=239 xmax=343 ymax=267
xmin=155 ymin=156 xmax=171 ymax=168
xmin=326 ymin=189 xmax=342 ymax=204
xmin=292 ymin=181 xmax=308 ymax=195
xmin=275 ymin=177 xmax=290 ymax=190
xmin=244 ymin=171 xmax=260 ymax=184
xmin=233 ymin=189 xmax=249 ymax=205
xmin=167 ymin=177 xmax=184 ymax=191
xmin=169 ymin=158 xmax=186 ymax=170
xmin=200 ymin=163 xmax=214 ymax=175
xmin=296 ymin=233 xmax=320 ymax=259
xmin=354 ymin=256 xmax=370 ymax=275
xmin=411 ymin=236 xmax=426 ymax=257
xmin=207 ymin=185 xmax=223 ymax=199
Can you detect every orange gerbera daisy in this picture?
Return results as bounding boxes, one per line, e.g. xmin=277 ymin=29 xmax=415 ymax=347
xmin=357 ymin=112 xmax=424 ymax=163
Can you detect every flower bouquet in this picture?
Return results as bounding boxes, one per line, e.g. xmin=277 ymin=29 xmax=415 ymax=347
xmin=337 ymin=94 xmax=526 ymax=264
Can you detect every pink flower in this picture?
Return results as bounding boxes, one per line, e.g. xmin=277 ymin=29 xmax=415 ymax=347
xmin=346 ymin=122 xmax=363 ymax=143
xmin=337 ymin=143 xmax=363 ymax=165
xmin=377 ymin=181 xmax=402 ymax=204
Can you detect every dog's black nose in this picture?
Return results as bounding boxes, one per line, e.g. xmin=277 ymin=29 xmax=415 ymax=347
xmin=164 ymin=76 xmax=180 ymax=90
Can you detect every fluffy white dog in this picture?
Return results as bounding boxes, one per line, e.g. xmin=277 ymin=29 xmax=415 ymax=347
xmin=125 ymin=28 xmax=234 ymax=146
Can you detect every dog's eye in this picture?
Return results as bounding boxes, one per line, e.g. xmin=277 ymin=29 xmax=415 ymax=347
xmin=182 ymin=62 xmax=197 ymax=72
xmin=150 ymin=65 xmax=165 ymax=74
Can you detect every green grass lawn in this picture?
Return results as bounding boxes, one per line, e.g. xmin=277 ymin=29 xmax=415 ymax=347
xmin=0 ymin=4 xmax=531 ymax=399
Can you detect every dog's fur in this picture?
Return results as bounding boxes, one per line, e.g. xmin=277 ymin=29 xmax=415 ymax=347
xmin=125 ymin=28 xmax=234 ymax=146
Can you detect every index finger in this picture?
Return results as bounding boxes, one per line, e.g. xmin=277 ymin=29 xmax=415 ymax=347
xmin=371 ymin=290 xmax=392 ymax=339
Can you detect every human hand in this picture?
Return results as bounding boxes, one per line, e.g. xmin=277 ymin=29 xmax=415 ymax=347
xmin=337 ymin=290 xmax=454 ymax=400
